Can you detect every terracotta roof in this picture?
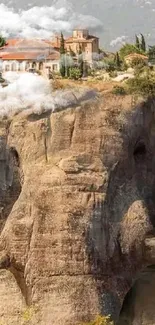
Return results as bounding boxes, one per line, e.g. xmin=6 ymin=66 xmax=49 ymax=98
xmin=125 ymin=53 xmax=148 ymax=60
xmin=0 ymin=51 xmax=60 ymax=61
xmin=1 ymin=39 xmax=58 ymax=51
xmin=5 ymin=39 xmax=22 ymax=47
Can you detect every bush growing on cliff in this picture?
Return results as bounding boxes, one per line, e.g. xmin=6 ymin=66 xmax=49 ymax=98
xmin=130 ymin=57 xmax=147 ymax=70
xmin=112 ymin=85 xmax=127 ymax=96
xmin=80 ymin=315 xmax=114 ymax=325
xmin=126 ymin=72 xmax=155 ymax=97
xmin=119 ymin=43 xmax=141 ymax=60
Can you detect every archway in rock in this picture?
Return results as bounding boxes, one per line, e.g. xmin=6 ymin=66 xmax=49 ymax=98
xmin=119 ymin=266 xmax=155 ymax=325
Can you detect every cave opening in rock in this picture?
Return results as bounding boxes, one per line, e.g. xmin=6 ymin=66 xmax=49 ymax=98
xmin=118 ymin=265 xmax=155 ymax=325
xmin=133 ymin=140 xmax=146 ymax=160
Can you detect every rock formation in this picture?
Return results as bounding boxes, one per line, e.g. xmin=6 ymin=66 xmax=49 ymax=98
xmin=0 ymin=91 xmax=155 ymax=324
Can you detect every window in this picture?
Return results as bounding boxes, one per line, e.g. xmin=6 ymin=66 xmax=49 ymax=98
xmin=53 ymin=64 xmax=58 ymax=71
xmin=39 ymin=62 xmax=43 ymax=70
xmin=5 ymin=64 xmax=10 ymax=71
xmin=32 ymin=62 xmax=36 ymax=69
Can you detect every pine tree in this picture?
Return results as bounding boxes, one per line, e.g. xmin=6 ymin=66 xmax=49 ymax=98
xmin=135 ymin=34 xmax=140 ymax=49
xmin=141 ymin=34 xmax=146 ymax=52
xmin=59 ymin=32 xmax=66 ymax=77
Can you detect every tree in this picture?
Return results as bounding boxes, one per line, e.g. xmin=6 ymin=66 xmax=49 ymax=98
xmin=141 ymin=34 xmax=146 ymax=52
xmin=135 ymin=35 xmax=140 ymax=49
xmin=119 ymin=43 xmax=140 ymax=59
xmin=148 ymin=45 xmax=155 ymax=65
xmin=60 ymin=32 xmax=65 ymax=55
xmin=69 ymin=46 xmax=76 ymax=57
xmin=104 ymin=58 xmax=116 ymax=72
xmin=65 ymin=54 xmax=74 ymax=77
xmin=59 ymin=32 xmax=66 ymax=77
xmin=114 ymin=52 xmax=121 ymax=69
xmin=0 ymin=35 xmax=6 ymax=48
xmin=77 ymin=45 xmax=84 ymax=77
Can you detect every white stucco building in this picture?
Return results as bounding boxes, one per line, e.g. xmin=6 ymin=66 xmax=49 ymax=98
xmin=0 ymin=39 xmax=60 ymax=74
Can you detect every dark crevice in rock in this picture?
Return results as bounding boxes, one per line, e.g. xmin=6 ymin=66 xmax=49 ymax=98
xmin=0 ymin=147 xmax=22 ymax=233
xmin=27 ymin=110 xmax=51 ymax=122
xmin=10 ymin=147 xmax=20 ymax=167
xmin=44 ymin=137 xmax=48 ymax=162
xmin=70 ymin=118 xmax=75 ymax=146
xmin=10 ymin=263 xmax=32 ymax=306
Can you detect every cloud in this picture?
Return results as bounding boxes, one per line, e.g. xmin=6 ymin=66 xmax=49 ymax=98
xmin=0 ymin=72 xmax=97 ymax=117
xmin=135 ymin=0 xmax=152 ymax=4
xmin=110 ymin=35 xmax=127 ymax=47
xmin=0 ymin=3 xmax=102 ymax=39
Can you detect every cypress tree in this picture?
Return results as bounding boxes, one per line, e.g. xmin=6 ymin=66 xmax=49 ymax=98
xmin=135 ymin=34 xmax=140 ymax=49
xmin=78 ymin=45 xmax=84 ymax=77
xmin=59 ymin=32 xmax=66 ymax=77
xmin=141 ymin=34 xmax=146 ymax=52
xmin=114 ymin=52 xmax=121 ymax=69
xmin=0 ymin=35 xmax=6 ymax=48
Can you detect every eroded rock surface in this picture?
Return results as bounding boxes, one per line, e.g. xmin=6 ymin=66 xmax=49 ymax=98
xmin=1 ymin=94 xmax=155 ymax=324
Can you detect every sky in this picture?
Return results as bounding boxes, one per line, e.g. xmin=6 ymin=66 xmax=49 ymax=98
xmin=1 ymin=0 xmax=155 ymax=50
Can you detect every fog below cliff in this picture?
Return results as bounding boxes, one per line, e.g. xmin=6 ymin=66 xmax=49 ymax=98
xmin=0 ymin=72 xmax=97 ymax=117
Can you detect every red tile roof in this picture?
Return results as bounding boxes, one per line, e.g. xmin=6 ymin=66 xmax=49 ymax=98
xmin=125 ymin=53 xmax=148 ymax=60
xmin=5 ymin=39 xmax=21 ymax=47
xmin=0 ymin=51 xmax=60 ymax=61
xmin=1 ymin=39 xmax=58 ymax=51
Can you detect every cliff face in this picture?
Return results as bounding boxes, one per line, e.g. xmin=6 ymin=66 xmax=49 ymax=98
xmin=1 ymin=94 xmax=155 ymax=324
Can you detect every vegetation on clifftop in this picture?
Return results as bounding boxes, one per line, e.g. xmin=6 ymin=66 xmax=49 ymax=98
xmin=80 ymin=315 xmax=114 ymax=325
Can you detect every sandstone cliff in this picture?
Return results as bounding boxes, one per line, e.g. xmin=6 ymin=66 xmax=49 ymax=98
xmin=0 ymin=92 xmax=155 ymax=324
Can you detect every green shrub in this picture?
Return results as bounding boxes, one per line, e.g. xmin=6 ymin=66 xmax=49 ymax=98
xmin=105 ymin=60 xmax=116 ymax=72
xmin=109 ymin=70 xmax=117 ymax=78
xmin=87 ymin=68 xmax=96 ymax=76
xmin=112 ymin=85 xmax=127 ymax=95
xmin=69 ymin=67 xmax=82 ymax=80
xmin=119 ymin=43 xmax=142 ymax=60
xmin=126 ymin=73 xmax=155 ymax=97
xmin=80 ymin=315 xmax=114 ymax=325
xmin=131 ymin=57 xmax=147 ymax=69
